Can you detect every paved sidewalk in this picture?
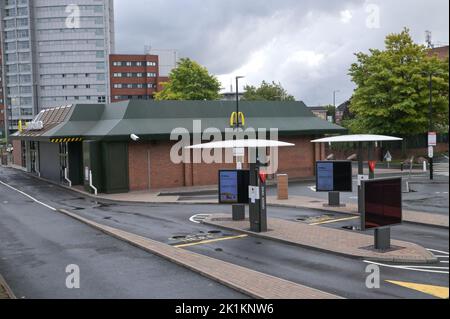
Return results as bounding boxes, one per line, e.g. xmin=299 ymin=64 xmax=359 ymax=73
xmin=58 ymin=209 xmax=342 ymax=299
xmin=267 ymin=195 xmax=449 ymax=228
xmin=203 ymin=215 xmax=437 ymax=264
xmin=0 ymin=274 xmax=15 ymax=299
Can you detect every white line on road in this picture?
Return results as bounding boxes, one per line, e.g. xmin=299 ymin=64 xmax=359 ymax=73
xmin=363 ymin=260 xmax=449 ymax=275
xmin=308 ymin=186 xmax=316 ymax=192
xmin=0 ymin=180 xmax=56 ymax=211
xmin=427 ymin=249 xmax=449 ymax=255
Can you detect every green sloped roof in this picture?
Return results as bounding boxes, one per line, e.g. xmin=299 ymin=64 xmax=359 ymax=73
xmin=14 ymin=100 xmax=347 ymax=141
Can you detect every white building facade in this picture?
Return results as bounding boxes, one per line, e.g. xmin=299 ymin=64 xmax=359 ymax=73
xmin=0 ymin=0 xmax=114 ymax=130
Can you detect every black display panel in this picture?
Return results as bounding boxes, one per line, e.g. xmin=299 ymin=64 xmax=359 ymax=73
xmin=315 ymin=161 xmax=353 ymax=192
xmin=361 ymin=177 xmax=402 ymax=230
xmin=218 ymin=170 xmax=250 ymax=204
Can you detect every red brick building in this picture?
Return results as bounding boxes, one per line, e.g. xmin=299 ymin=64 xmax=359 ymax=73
xmin=110 ymin=54 xmax=170 ymax=102
xmin=11 ymin=100 xmax=346 ymax=193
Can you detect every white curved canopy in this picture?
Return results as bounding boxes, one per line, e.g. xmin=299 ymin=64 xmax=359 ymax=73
xmin=186 ymin=139 xmax=295 ymax=149
xmin=311 ymin=134 xmax=403 ymax=143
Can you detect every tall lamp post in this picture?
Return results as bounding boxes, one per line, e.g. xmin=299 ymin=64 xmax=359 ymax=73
xmin=423 ymin=70 xmax=443 ymax=180
xmin=235 ymin=76 xmax=245 ymax=129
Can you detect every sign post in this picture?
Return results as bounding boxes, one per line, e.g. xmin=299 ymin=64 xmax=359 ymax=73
xmin=428 ymin=132 xmax=436 ymax=180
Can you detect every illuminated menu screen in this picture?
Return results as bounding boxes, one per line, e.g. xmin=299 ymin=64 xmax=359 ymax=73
xmin=316 ymin=161 xmax=353 ymax=192
xmin=218 ymin=170 xmax=250 ymax=204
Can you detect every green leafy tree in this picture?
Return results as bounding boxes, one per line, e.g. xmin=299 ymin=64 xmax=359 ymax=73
xmin=347 ymin=28 xmax=449 ymax=137
xmin=242 ymin=81 xmax=295 ymax=101
xmin=155 ymin=58 xmax=221 ymax=100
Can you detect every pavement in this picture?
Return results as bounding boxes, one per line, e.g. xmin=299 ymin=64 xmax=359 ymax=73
xmin=58 ymin=208 xmax=342 ymax=299
xmin=0 ymin=274 xmax=14 ymax=299
xmin=203 ymin=215 xmax=437 ymax=264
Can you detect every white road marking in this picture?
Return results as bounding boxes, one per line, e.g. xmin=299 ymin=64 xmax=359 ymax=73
xmin=0 ymin=180 xmax=56 ymax=211
xmin=308 ymin=186 xmax=316 ymax=192
xmin=363 ymin=260 xmax=449 ymax=275
xmin=427 ymin=249 xmax=449 ymax=255
xmin=189 ymin=214 xmax=211 ymax=224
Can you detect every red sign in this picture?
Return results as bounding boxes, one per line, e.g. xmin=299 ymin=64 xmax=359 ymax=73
xmin=369 ymin=161 xmax=377 ymax=173
xmin=259 ymin=172 xmax=267 ymax=184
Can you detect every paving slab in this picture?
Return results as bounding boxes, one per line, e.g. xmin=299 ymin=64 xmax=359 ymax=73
xmin=57 ymin=209 xmax=342 ymax=299
xmin=0 ymin=274 xmax=15 ymax=299
xmin=203 ymin=214 xmax=437 ymax=264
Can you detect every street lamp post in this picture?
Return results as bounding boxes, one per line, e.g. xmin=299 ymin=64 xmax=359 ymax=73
xmin=428 ymin=73 xmax=433 ymax=180
xmin=235 ymin=76 xmax=245 ymax=129
xmin=332 ymin=90 xmax=340 ymax=123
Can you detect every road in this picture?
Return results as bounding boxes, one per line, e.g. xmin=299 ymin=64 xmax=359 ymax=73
xmin=0 ymin=167 xmax=448 ymax=299
xmin=0 ymin=168 xmax=246 ymax=299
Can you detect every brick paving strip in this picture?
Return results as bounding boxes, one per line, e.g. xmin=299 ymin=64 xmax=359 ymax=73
xmin=266 ymin=195 xmax=449 ymax=228
xmin=57 ymin=209 xmax=342 ymax=299
xmin=0 ymin=274 xmax=16 ymax=299
xmin=203 ymin=215 xmax=437 ymax=264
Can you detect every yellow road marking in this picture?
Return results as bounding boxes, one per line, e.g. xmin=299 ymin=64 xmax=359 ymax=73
xmin=309 ymin=216 xmax=359 ymax=226
xmin=174 ymin=234 xmax=248 ymax=248
xmin=386 ymin=280 xmax=449 ymax=299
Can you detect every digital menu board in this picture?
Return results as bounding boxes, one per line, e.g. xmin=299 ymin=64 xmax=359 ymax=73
xmin=361 ymin=177 xmax=402 ymax=230
xmin=315 ymin=161 xmax=353 ymax=192
xmin=218 ymin=170 xmax=250 ymax=204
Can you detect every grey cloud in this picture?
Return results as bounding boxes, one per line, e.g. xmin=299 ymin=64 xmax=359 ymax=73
xmin=114 ymin=0 xmax=449 ymax=105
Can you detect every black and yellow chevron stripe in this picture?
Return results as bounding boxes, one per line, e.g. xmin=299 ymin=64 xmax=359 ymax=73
xmin=50 ymin=137 xmax=84 ymax=143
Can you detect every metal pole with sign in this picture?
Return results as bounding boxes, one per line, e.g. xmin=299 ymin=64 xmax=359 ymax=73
xmin=428 ymin=132 xmax=436 ymax=180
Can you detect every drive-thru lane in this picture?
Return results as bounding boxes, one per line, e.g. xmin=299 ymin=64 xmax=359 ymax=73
xmin=0 ymin=167 xmax=448 ymax=299
xmin=0 ymin=176 xmax=246 ymax=299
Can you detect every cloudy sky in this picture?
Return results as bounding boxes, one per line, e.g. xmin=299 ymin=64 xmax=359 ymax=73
xmin=114 ymin=0 xmax=449 ymax=106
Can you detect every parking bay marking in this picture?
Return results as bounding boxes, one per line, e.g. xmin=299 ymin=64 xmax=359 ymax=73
xmin=173 ymin=234 xmax=248 ymax=248
xmin=309 ymin=216 xmax=359 ymax=226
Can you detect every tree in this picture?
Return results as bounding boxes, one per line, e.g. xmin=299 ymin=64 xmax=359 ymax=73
xmin=347 ymin=28 xmax=449 ymax=137
xmin=155 ymin=58 xmax=222 ymax=101
xmin=242 ymin=81 xmax=295 ymax=101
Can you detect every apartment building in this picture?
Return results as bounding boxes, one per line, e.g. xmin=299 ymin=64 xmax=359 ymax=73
xmin=110 ymin=54 xmax=169 ymax=102
xmin=0 ymin=0 xmax=115 ymax=131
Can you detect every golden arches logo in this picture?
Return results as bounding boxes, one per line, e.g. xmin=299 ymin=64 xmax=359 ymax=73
xmin=230 ymin=112 xmax=245 ymax=127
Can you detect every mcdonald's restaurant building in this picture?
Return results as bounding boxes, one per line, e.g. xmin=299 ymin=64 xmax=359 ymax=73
xmin=11 ymin=100 xmax=346 ymax=194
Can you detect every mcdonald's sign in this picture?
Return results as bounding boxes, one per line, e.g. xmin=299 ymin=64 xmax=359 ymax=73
xmin=229 ymin=112 xmax=245 ymax=128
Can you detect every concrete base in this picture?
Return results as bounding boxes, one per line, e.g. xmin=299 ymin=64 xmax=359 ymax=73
xmin=232 ymin=204 xmax=246 ymax=221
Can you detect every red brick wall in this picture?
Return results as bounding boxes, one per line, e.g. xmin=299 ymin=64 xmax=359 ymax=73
xmin=128 ymin=142 xmax=150 ymax=191
xmin=277 ymin=136 xmax=316 ymax=178
xmin=128 ymin=136 xmax=321 ymax=190
xmin=12 ymin=139 xmax=23 ymax=167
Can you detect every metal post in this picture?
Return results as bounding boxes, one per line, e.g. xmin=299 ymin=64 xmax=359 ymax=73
xmin=428 ymin=73 xmax=434 ymax=181
xmin=374 ymin=228 xmax=391 ymax=250
xmin=357 ymin=142 xmax=364 ymax=218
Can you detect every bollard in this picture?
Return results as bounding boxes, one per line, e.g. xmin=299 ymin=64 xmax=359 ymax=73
xmin=277 ymin=174 xmax=289 ymax=200
xmin=423 ymin=161 xmax=427 ymax=172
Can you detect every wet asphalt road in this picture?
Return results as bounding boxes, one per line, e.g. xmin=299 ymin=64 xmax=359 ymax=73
xmin=0 ymin=167 xmax=448 ymax=299
xmin=0 ymin=169 xmax=246 ymax=299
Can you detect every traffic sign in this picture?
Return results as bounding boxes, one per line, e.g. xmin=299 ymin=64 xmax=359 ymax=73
xmin=428 ymin=132 xmax=437 ymax=147
xmin=384 ymin=151 xmax=392 ymax=162
xmin=428 ymin=146 xmax=434 ymax=159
